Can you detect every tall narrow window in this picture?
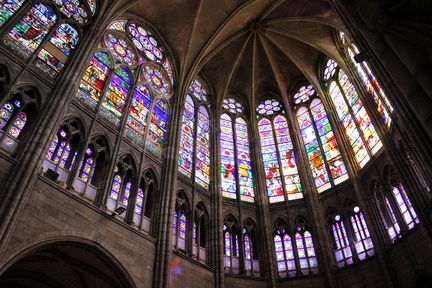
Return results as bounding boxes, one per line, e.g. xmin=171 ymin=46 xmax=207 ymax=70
xmin=383 ymin=196 xmax=401 ymax=241
xmin=257 ymin=99 xmax=302 ymax=202
xmin=173 ymin=196 xmax=188 ymax=252
xmin=340 ymin=32 xmax=393 ymax=127
xmin=243 ymin=222 xmax=259 ymax=276
xmin=146 ymin=98 xmax=169 ymax=156
xmin=274 ymin=227 xmax=296 ymax=277
xmin=295 ymin=226 xmax=318 ymax=274
xmin=107 ymin=157 xmax=135 ymax=217
xmin=223 ymin=220 xmax=240 ymax=273
xmin=350 ymin=206 xmax=374 ymax=260
xmin=0 ymin=0 xmax=25 ymax=28
xmin=392 ymin=184 xmax=419 ymax=229
xmin=330 ymin=214 xmax=353 ymax=268
xmin=220 ymin=98 xmax=254 ymax=202
xmin=193 ymin=203 xmax=207 ymax=263
xmin=178 ymin=79 xmax=211 ymax=188
xmin=37 ymin=23 xmax=79 ymax=76
xmin=3 ymin=3 xmax=57 ymax=58
xmin=294 ymin=84 xmax=348 ymax=192
xmin=324 ymin=59 xmax=382 ymax=168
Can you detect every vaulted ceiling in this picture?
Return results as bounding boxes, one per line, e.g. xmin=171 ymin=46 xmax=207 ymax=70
xmin=118 ymin=0 xmax=347 ymax=111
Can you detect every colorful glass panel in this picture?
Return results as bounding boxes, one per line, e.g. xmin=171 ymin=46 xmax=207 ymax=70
xmin=223 ymin=98 xmax=243 ymax=114
xmin=236 ymin=118 xmax=254 ymax=202
xmin=294 ymin=84 xmax=315 ymax=104
xmin=59 ymin=143 xmax=71 ymax=168
xmin=104 ymin=33 xmax=137 ymax=66
xmin=0 ymin=102 xmax=14 ymax=130
xmin=195 ymin=106 xmax=210 ymax=189
xmin=100 ymin=66 xmax=132 ymax=125
xmin=38 ymin=23 xmax=79 ymax=73
xmin=309 ymin=99 xmax=348 ymax=185
xmin=79 ymin=149 xmax=94 ymax=182
xmin=274 ymin=115 xmax=302 ymax=200
xmin=256 ymin=99 xmax=282 ymax=116
xmin=146 ymin=99 xmax=169 ymax=156
xmin=4 ymin=3 xmax=57 ymax=58
xmin=127 ymin=23 xmax=164 ymax=62
xmin=179 ymin=213 xmax=187 ymax=239
xmin=329 ymin=81 xmax=370 ymax=167
xmin=178 ymin=95 xmax=195 ymax=177
xmin=0 ymin=0 xmax=25 ymax=28
xmin=122 ymin=182 xmax=131 ymax=207
xmin=142 ymin=65 xmax=171 ymax=95
xmin=220 ymin=114 xmax=236 ymax=199
xmin=339 ymin=70 xmax=382 ymax=155
xmin=323 ymin=59 xmax=337 ymax=81
xmin=224 ymin=231 xmax=232 ymax=256
xmin=110 ymin=174 xmax=121 ymax=200
xmin=244 ymin=235 xmax=252 ymax=260
xmin=126 ymin=84 xmax=152 ymax=141
xmin=107 ymin=19 xmax=126 ymax=32
xmin=258 ymin=118 xmax=284 ymax=202
xmin=190 ymin=79 xmax=208 ymax=102
xmin=77 ymin=51 xmax=111 ymax=108
xmin=392 ymin=186 xmax=419 ymax=229
xmin=86 ymin=0 xmax=96 ymax=15
xmin=8 ymin=111 xmax=26 ymax=139
xmin=52 ymin=0 xmax=89 ymax=24
xmin=135 ymin=188 xmax=144 ymax=214
xmin=297 ymin=107 xmax=330 ymax=192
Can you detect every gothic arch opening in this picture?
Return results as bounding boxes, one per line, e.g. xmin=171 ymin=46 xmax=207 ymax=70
xmin=0 ymin=241 xmax=135 ymax=288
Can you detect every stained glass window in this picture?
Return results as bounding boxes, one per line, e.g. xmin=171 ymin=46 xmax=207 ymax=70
xmin=179 ymin=212 xmax=187 ymax=239
xmin=295 ymin=85 xmax=349 ymax=193
xmin=0 ymin=0 xmax=25 ymax=28
xmin=195 ymin=106 xmax=210 ymax=188
xmin=109 ymin=174 xmax=122 ymax=201
xmin=108 ymin=20 xmax=126 ymax=32
xmin=257 ymin=99 xmax=302 ymax=202
xmin=52 ymin=0 xmax=89 ymax=25
xmin=76 ymin=51 xmax=112 ymax=109
xmin=142 ymin=64 xmax=171 ymax=95
xmin=220 ymin=114 xmax=237 ymax=199
xmin=236 ymin=118 xmax=254 ymax=202
xmin=4 ymin=3 xmax=57 ymax=58
xmin=146 ymin=99 xmax=169 ymax=156
xmin=350 ymin=206 xmax=374 ymax=260
xmin=0 ymin=101 xmax=20 ymax=131
xmin=127 ymin=23 xmax=164 ymax=62
xmin=103 ymin=33 xmax=137 ymax=66
xmin=122 ymin=182 xmax=131 ymax=207
xmin=274 ymin=232 xmax=296 ymax=276
xmin=392 ymin=185 xmax=419 ymax=229
xmin=8 ymin=111 xmax=26 ymax=139
xmin=384 ymin=197 xmax=401 ymax=241
xmin=325 ymin=60 xmax=382 ymax=168
xmin=331 ymin=215 xmax=353 ymax=268
xmin=178 ymin=95 xmax=195 ymax=177
xmin=100 ymin=66 xmax=132 ymax=126
xmin=223 ymin=98 xmax=244 ymax=114
xmin=295 ymin=228 xmax=318 ymax=272
xmin=339 ymin=32 xmax=394 ymax=127
xmin=135 ymin=188 xmax=144 ymax=215
xmin=37 ymin=23 xmax=79 ymax=75
xmin=126 ymin=84 xmax=152 ymax=144
xmin=78 ymin=147 xmax=94 ymax=183
xmin=86 ymin=0 xmax=96 ymax=15
xmin=178 ymin=79 xmax=211 ymax=189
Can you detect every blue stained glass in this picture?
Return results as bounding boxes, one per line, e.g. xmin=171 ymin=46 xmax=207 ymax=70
xmin=127 ymin=84 xmax=152 ymax=138
xmin=0 ymin=0 xmax=25 ymax=28
xmin=178 ymin=95 xmax=195 ymax=177
xmin=146 ymin=99 xmax=169 ymax=156
xmin=220 ymin=114 xmax=237 ymax=199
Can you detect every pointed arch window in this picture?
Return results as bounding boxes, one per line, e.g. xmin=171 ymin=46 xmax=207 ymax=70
xmin=339 ymin=32 xmax=393 ymax=127
xmin=295 ymin=225 xmax=318 ymax=274
xmin=178 ymin=79 xmax=211 ymax=189
xmin=243 ymin=221 xmax=259 ymax=276
xmin=294 ymin=84 xmax=348 ymax=192
xmin=223 ymin=219 xmax=240 ymax=273
xmin=107 ymin=157 xmax=135 ymax=216
xmin=74 ymin=19 xmax=173 ymax=159
xmin=330 ymin=213 xmax=353 ymax=267
xmin=349 ymin=206 xmax=374 ymax=260
xmin=257 ymin=99 xmax=302 ymax=202
xmin=3 ymin=3 xmax=57 ymax=58
xmin=391 ymin=184 xmax=419 ymax=229
xmin=173 ymin=194 xmax=188 ymax=252
xmin=43 ymin=124 xmax=80 ymax=183
xmin=0 ymin=0 xmax=25 ymax=28
xmin=273 ymin=225 xmax=296 ymax=277
xmin=220 ymin=98 xmax=254 ymax=202
xmin=323 ymin=59 xmax=382 ymax=168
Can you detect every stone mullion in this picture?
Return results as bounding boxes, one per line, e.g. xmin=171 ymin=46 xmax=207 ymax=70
xmin=152 ymin=81 xmax=183 ymax=288
xmin=248 ymin=111 xmax=277 ymax=285
xmin=282 ymin=93 xmax=338 ymax=287
xmin=0 ymin=20 xmax=106 ymax=256
xmin=342 ymin=216 xmax=360 ymax=262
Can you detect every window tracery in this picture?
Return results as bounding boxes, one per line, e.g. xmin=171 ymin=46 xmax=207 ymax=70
xmin=323 ymin=59 xmax=382 ymax=168
xmin=293 ymin=84 xmax=348 ymax=193
xmin=178 ymin=78 xmax=211 ymax=189
xmin=256 ymin=98 xmax=302 ymax=202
